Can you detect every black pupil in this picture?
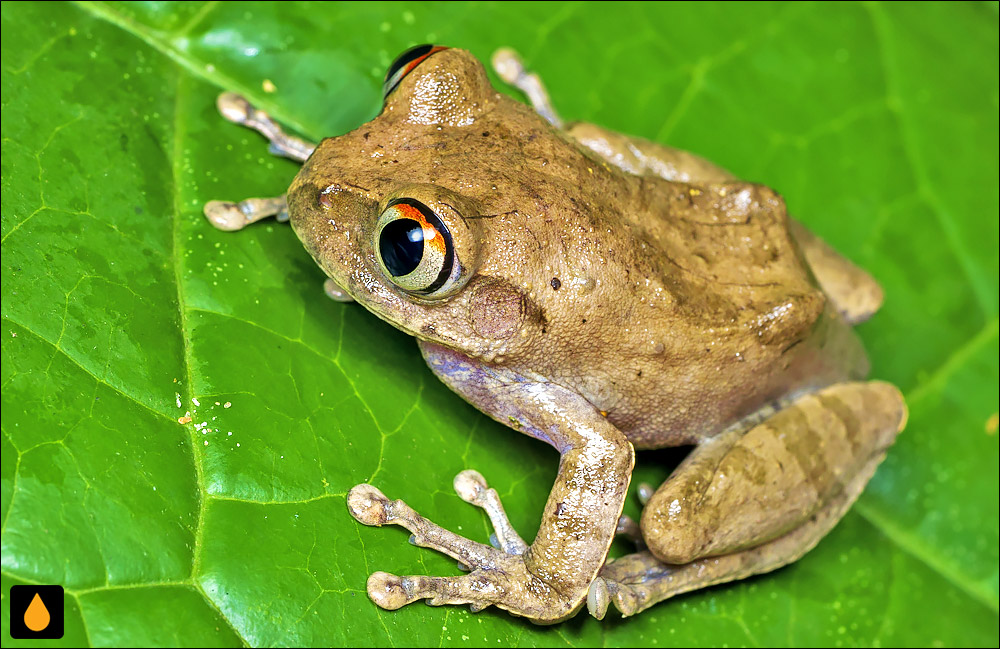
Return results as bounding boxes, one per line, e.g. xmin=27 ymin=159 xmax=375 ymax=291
xmin=380 ymin=219 xmax=424 ymax=277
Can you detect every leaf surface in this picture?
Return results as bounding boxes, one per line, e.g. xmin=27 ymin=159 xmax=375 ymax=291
xmin=2 ymin=1 xmax=997 ymax=646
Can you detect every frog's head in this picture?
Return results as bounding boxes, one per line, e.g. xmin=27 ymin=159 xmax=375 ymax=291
xmin=287 ymin=46 xmax=621 ymax=364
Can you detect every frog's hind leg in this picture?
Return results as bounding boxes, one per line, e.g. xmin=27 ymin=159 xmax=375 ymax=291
xmin=789 ymin=221 xmax=885 ymax=324
xmin=491 ymin=48 xmax=565 ymax=128
xmin=590 ymin=466 xmax=869 ymax=619
xmin=589 ymin=380 xmax=906 ymax=619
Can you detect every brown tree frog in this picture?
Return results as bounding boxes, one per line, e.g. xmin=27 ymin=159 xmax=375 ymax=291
xmin=204 ymin=45 xmax=906 ymax=623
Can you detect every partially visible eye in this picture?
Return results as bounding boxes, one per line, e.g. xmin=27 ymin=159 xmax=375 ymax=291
xmin=382 ymin=44 xmax=449 ymax=100
xmin=375 ymin=198 xmax=455 ymax=295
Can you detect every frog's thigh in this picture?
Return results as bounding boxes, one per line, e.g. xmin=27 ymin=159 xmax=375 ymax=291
xmin=564 ymin=122 xmax=737 ymax=182
xmin=642 ymin=380 xmax=906 ymax=565
xmin=595 ymin=469 xmax=863 ymax=619
xmin=591 ymin=381 xmax=905 ymax=618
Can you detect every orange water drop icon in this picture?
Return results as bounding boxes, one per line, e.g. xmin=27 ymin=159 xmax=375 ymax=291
xmin=24 ymin=592 xmax=51 ymax=632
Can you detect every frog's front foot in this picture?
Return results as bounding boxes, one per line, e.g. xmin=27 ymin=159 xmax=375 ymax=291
xmin=215 ymin=92 xmax=316 ymax=162
xmin=347 ymin=471 xmax=578 ymax=621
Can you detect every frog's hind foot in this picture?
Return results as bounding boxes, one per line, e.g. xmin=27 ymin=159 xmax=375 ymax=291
xmin=215 ymin=92 xmax=316 ymax=162
xmin=587 ymin=552 xmax=672 ymax=619
xmin=587 ymin=575 xmax=640 ymax=620
xmin=347 ymin=471 xmax=526 ymax=565
xmin=491 ymin=48 xmax=564 ymax=129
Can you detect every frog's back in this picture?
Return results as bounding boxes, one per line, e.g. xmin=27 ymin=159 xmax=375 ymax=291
xmin=538 ymin=174 xmax=870 ymax=450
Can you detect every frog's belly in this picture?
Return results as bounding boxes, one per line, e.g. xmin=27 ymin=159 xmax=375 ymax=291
xmin=603 ymin=309 xmax=869 ymax=450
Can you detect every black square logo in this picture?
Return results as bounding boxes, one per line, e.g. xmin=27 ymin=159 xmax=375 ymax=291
xmin=9 ymin=585 xmax=64 ymax=639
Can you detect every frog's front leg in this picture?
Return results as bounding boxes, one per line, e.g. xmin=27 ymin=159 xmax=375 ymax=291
xmin=590 ymin=381 xmax=906 ymax=619
xmin=204 ymin=93 xmax=355 ymax=302
xmin=348 ymin=343 xmax=635 ymax=622
xmin=203 ymin=92 xmax=317 ymax=232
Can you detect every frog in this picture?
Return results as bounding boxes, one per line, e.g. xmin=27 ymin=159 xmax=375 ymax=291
xmin=203 ymin=45 xmax=907 ymax=623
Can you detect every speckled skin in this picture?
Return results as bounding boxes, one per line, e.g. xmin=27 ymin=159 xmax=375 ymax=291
xmin=210 ymin=47 xmax=907 ymax=622
xmin=290 ymin=49 xmax=872 ymax=449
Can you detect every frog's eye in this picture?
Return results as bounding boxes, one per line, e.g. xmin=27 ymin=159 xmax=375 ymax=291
xmin=375 ymin=198 xmax=456 ymax=296
xmin=383 ymin=44 xmax=449 ymax=100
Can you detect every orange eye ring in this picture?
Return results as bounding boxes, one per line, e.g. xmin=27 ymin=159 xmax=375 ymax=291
xmin=374 ymin=198 xmax=455 ymax=295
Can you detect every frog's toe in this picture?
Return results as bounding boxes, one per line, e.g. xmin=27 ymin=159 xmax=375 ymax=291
xmin=323 ymin=278 xmax=354 ymax=302
xmin=347 ymin=481 xmax=507 ymax=570
xmin=637 ymin=482 xmax=655 ymax=505
xmin=365 ymin=570 xmax=507 ymax=613
xmin=203 ymin=200 xmax=247 ymax=232
xmin=367 ymin=571 xmax=417 ymax=610
xmin=452 ymin=469 xmax=488 ymax=501
xmin=587 ymin=577 xmax=611 ymax=620
xmin=490 ymin=48 xmax=525 ymax=86
xmin=605 ymin=579 xmax=641 ymax=618
xmin=587 ymin=575 xmax=641 ymax=619
xmin=489 ymin=47 xmax=564 ymax=128
xmin=216 ymin=91 xmax=253 ymax=124
xmin=214 ymin=91 xmax=316 ymax=162
xmin=347 ymin=484 xmax=391 ymax=526
xmin=616 ymin=514 xmax=645 ymax=547
xmin=453 ymin=469 xmax=528 ymax=555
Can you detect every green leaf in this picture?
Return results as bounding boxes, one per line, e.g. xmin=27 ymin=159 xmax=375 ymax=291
xmin=2 ymin=1 xmax=997 ymax=646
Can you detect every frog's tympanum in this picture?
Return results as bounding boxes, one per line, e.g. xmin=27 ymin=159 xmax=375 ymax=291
xmin=204 ymin=46 xmax=906 ymax=623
